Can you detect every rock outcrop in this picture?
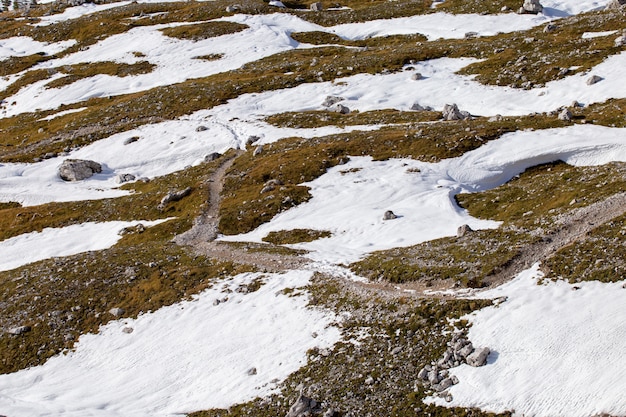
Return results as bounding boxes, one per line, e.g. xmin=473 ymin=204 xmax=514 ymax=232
xmin=58 ymin=159 xmax=102 ymax=181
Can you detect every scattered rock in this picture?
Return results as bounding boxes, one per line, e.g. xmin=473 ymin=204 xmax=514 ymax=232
xmin=158 ymin=187 xmax=192 ymax=210
xmin=606 ymin=0 xmax=626 ymax=9
xmin=383 ymin=210 xmax=397 ymax=220
xmin=457 ymin=224 xmax=473 ymax=237
xmin=332 ymin=104 xmax=350 ymax=114
xmin=195 ymin=125 xmax=208 ymax=132
xmin=586 ymin=75 xmax=603 ymax=85
xmin=410 ymin=102 xmax=432 ymax=111
xmin=253 ymin=145 xmax=264 ymax=156
xmin=225 ymin=4 xmax=241 ymax=12
xmin=464 ymin=31 xmax=479 ymax=39
xmin=285 ymin=393 xmax=322 ymax=417
xmin=518 ymin=0 xmax=543 ymax=14
xmin=410 ymin=72 xmax=423 ymax=80
xmin=310 ymin=1 xmax=322 ymax=11
xmin=364 ymin=376 xmax=374 ymax=385
xmin=109 ymin=307 xmax=125 ymax=317
xmin=442 ymin=103 xmax=471 ymax=121
xmin=8 ymin=325 xmax=31 ymax=335
xmin=115 ymin=173 xmax=136 ymax=184
xmin=123 ymin=136 xmax=140 ymax=145
xmin=122 ymin=327 xmax=134 ymax=334
xmin=118 ymin=223 xmax=145 ymax=236
xmin=543 ymin=23 xmax=557 ymax=33
xmin=58 ymin=159 xmax=102 ymax=181
xmin=204 ymin=152 xmax=221 ymax=162
xmin=558 ymin=108 xmax=573 ymax=121
xmin=467 ymin=347 xmax=490 ymax=367
xmin=247 ymin=367 xmax=257 ymax=376
xmin=322 ymin=96 xmax=344 ymax=107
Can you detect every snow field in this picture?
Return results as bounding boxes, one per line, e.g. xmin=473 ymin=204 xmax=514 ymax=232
xmin=0 ymin=219 xmax=171 ymax=272
xmin=427 ymin=264 xmax=626 ymax=417
xmin=221 ymin=124 xmax=626 ymax=264
xmin=0 ymin=270 xmax=342 ymax=417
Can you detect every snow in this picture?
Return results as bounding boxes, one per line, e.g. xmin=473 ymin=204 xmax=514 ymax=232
xmin=221 ymin=124 xmax=626 ymax=264
xmin=427 ymin=264 xmax=626 ymax=417
xmin=582 ymin=30 xmax=619 ymax=39
xmin=0 ymin=36 xmax=76 ymax=59
xmin=0 ymin=219 xmax=171 ymax=272
xmin=0 ymin=269 xmax=341 ymax=417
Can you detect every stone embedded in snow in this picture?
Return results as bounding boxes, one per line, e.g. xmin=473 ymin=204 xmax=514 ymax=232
xmin=442 ymin=103 xmax=471 ymax=121
xmin=310 ymin=1 xmax=322 ymax=11
xmin=8 ymin=326 xmax=31 ymax=335
xmin=332 ymin=104 xmax=351 ymax=114
xmin=466 ymin=347 xmax=490 ymax=367
xmin=321 ymin=96 xmax=344 ymax=107
xmin=587 ymin=75 xmax=604 ymax=85
xmin=411 ymin=72 xmax=423 ymax=80
xmin=246 ymin=367 xmax=257 ymax=376
xmin=195 ymin=125 xmax=209 ymax=132
xmin=109 ymin=308 xmax=125 ymax=317
xmin=115 ymin=173 xmax=136 ymax=184
xmin=58 ymin=159 xmax=102 ymax=181
xmin=558 ymin=108 xmax=573 ymax=121
xmin=383 ymin=210 xmax=397 ymax=220
xmin=123 ymin=136 xmax=139 ymax=145
xmin=518 ymin=0 xmax=543 ymax=14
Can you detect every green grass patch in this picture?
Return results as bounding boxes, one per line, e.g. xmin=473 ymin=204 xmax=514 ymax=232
xmin=160 ymin=21 xmax=248 ymax=41
xmin=352 ymin=229 xmax=538 ymax=287
xmin=262 ymin=229 xmax=331 ymax=244
xmin=45 ymin=61 xmax=156 ymax=89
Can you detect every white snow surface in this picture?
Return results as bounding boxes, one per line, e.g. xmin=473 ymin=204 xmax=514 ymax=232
xmin=0 ymin=219 xmax=170 ymax=272
xmin=0 ymin=270 xmax=341 ymax=417
xmin=221 ymin=124 xmax=626 ymax=264
xmin=0 ymin=36 xmax=76 ymax=59
xmin=428 ymin=264 xmax=626 ymax=417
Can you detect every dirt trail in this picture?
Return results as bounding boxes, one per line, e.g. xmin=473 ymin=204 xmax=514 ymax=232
xmin=176 ymin=152 xmax=626 ymax=295
xmin=174 ymin=151 xmax=309 ymax=272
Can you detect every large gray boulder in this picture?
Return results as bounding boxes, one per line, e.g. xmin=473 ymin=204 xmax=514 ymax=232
xmin=518 ymin=0 xmax=543 ymax=14
xmin=442 ymin=103 xmax=471 ymax=121
xmin=467 ymin=347 xmax=490 ymax=367
xmin=59 ymin=159 xmax=102 ymax=181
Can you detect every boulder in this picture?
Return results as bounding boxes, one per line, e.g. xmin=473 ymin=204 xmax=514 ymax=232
xmin=253 ymin=145 xmax=264 ymax=156
xmin=411 ymin=102 xmax=433 ymax=111
xmin=587 ymin=75 xmax=603 ymax=85
xmin=115 ymin=173 xmax=136 ymax=184
xmin=457 ymin=224 xmax=473 ymax=237
xmin=411 ymin=72 xmax=423 ymax=80
xmin=558 ymin=108 xmax=572 ymax=121
xmin=109 ymin=307 xmax=125 ymax=317
xmin=383 ymin=210 xmax=397 ymax=220
xmin=310 ymin=1 xmax=322 ymax=11
xmin=225 ymin=4 xmax=241 ymax=12
xmin=518 ymin=0 xmax=543 ymax=14
xmin=466 ymin=347 xmax=490 ymax=367
xmin=195 ymin=125 xmax=208 ymax=132
xmin=442 ymin=103 xmax=471 ymax=121
xmin=332 ymin=104 xmax=350 ymax=114
xmin=285 ymin=393 xmax=321 ymax=417
xmin=58 ymin=159 xmax=102 ymax=181
xmin=158 ymin=187 xmax=192 ymax=210
xmin=8 ymin=325 xmax=31 ymax=335
xmin=321 ymin=96 xmax=344 ymax=107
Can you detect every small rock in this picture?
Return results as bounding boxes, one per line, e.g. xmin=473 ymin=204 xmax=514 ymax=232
xmin=518 ymin=0 xmax=543 ymax=14
xmin=417 ymin=367 xmax=429 ymax=380
xmin=332 ymin=104 xmax=350 ymax=114
xmin=543 ymin=23 xmax=557 ymax=33
xmin=466 ymin=347 xmax=490 ymax=367
xmin=451 ymin=375 xmax=459 ymax=385
xmin=586 ymin=75 xmax=603 ymax=85
xmin=364 ymin=376 xmax=374 ymax=385
xmin=247 ymin=367 xmax=257 ymax=376
xmin=115 ymin=173 xmax=136 ymax=184
xmin=391 ymin=346 xmax=402 ymax=355
xmin=439 ymin=377 xmax=454 ymax=390
xmin=558 ymin=108 xmax=572 ymax=121
xmin=225 ymin=4 xmax=241 ymax=12
xmin=109 ymin=307 xmax=125 ymax=317
xmin=253 ymin=145 xmax=264 ymax=156
xmin=8 ymin=326 xmax=31 ymax=335
xmin=464 ymin=31 xmax=479 ymax=39
xmin=322 ymin=96 xmax=344 ymax=107
xmin=204 ymin=152 xmax=221 ymax=162
xmin=458 ymin=343 xmax=474 ymax=359
xmin=286 ymin=393 xmax=321 ymax=417
xmin=383 ymin=210 xmax=397 ymax=220
xmin=246 ymin=135 xmax=260 ymax=146
xmin=124 ymin=136 xmax=139 ymax=145
xmin=442 ymin=103 xmax=471 ymax=121
xmin=158 ymin=187 xmax=192 ymax=210
xmin=195 ymin=125 xmax=208 ymax=132
xmin=58 ymin=159 xmax=102 ymax=181
xmin=213 ymin=299 xmax=221 ymax=306
xmin=411 ymin=72 xmax=423 ymax=80
xmin=457 ymin=224 xmax=473 ymax=237
xmin=310 ymin=1 xmax=322 ymax=11
xmin=122 ymin=327 xmax=134 ymax=334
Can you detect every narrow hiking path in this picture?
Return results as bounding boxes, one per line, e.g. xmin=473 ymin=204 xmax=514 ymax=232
xmin=175 ymin=153 xmax=626 ymax=296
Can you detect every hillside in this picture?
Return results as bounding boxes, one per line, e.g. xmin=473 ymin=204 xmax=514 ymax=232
xmin=0 ymin=0 xmax=625 ymax=416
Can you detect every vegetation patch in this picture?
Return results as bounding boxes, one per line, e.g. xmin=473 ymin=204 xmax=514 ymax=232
xmin=44 ymin=61 xmax=156 ymax=89
xmin=265 ymin=109 xmax=441 ymax=129
xmin=262 ymin=229 xmax=332 ymax=244
xmin=193 ymin=53 xmax=225 ymax=61
xmin=190 ymin=275 xmax=506 ymax=417
xmin=0 ymin=53 xmax=52 ymax=77
xmin=544 ymin=213 xmax=626 ymax=283
xmin=352 ymin=229 xmax=538 ymax=288
xmin=160 ymin=21 xmax=248 ymax=41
